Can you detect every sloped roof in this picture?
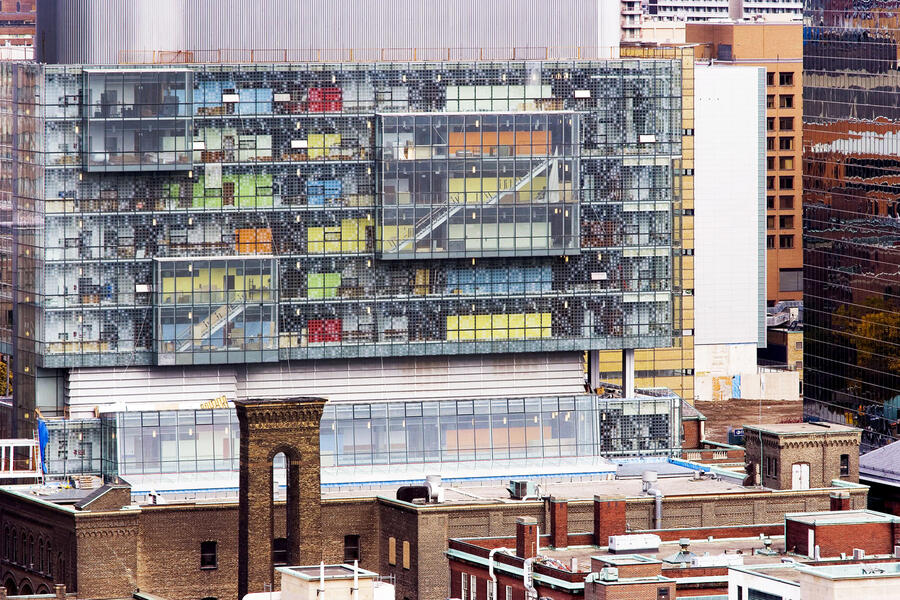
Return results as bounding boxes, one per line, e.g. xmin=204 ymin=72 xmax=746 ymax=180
xmin=859 ymin=439 xmax=900 ymax=486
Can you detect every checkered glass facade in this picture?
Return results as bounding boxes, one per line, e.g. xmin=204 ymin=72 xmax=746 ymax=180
xmin=5 ymin=60 xmax=682 ymax=382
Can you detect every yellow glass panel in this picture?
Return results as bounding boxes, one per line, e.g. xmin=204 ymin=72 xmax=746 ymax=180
xmin=475 ymin=314 xmax=492 ymax=340
xmin=509 ymin=313 xmax=525 ymax=338
xmin=446 ymin=316 xmax=459 ymax=341
xmin=492 ymin=314 xmax=509 ymax=339
xmin=457 ymin=315 xmax=475 ymax=340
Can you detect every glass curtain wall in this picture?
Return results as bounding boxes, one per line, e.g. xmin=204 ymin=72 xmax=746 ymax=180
xmin=804 ymin=1 xmax=900 ymax=451
xmin=43 ymin=395 xmax=681 ymax=480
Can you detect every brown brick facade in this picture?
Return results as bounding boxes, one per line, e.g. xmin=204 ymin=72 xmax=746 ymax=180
xmin=0 ymin=492 xmax=75 ymax=597
xmin=0 ymin=482 xmax=871 ymax=600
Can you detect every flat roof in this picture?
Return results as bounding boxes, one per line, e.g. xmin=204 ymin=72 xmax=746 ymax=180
xmin=732 ymin=561 xmax=900 ymax=585
xmin=540 ymin=536 xmax=789 ymax=568
xmin=795 ymin=561 xmax=900 ymax=580
xmin=322 ymin=465 xmax=745 ymax=503
xmin=593 ymin=554 xmax=661 ymax=566
xmin=277 ymin=564 xmax=378 ymax=581
xmin=742 ymin=423 xmax=859 ymax=436
xmin=786 ymin=510 xmax=899 ymax=526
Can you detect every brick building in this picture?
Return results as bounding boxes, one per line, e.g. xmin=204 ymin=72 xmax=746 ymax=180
xmin=0 ymin=0 xmax=33 ymax=59
xmin=743 ymin=422 xmax=860 ymax=490
xmin=0 ymin=403 xmax=870 ymax=600
xmin=0 ymin=469 xmax=869 ymax=600
xmin=448 ymin=504 xmax=900 ymax=600
xmin=784 ymin=509 xmax=900 ymax=559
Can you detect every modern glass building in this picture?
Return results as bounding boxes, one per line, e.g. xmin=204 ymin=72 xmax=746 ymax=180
xmin=0 ymin=35 xmax=701 ymax=487
xmin=804 ymin=1 xmax=900 ymax=451
xmin=44 ymin=391 xmax=683 ymax=488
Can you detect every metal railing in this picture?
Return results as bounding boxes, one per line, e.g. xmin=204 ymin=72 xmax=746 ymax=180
xmin=118 ymin=46 xmax=622 ymax=65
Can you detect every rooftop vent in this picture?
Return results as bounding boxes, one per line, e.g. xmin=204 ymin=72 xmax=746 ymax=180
xmin=755 ymin=537 xmax=779 ymax=556
xmin=663 ymin=537 xmax=697 ymax=564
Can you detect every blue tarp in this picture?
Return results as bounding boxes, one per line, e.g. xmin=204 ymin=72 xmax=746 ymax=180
xmin=37 ymin=419 xmax=48 ymax=474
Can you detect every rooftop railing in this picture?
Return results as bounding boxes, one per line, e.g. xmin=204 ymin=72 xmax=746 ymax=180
xmin=118 ymin=46 xmax=622 ymax=65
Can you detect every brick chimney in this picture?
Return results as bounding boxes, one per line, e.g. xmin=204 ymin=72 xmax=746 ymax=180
xmin=549 ymin=498 xmax=568 ymax=548
xmin=830 ymin=491 xmax=850 ymax=511
xmin=54 ymin=584 xmax=66 ymax=600
xmin=516 ymin=516 xmax=538 ymax=559
xmin=594 ymin=495 xmax=627 ymax=546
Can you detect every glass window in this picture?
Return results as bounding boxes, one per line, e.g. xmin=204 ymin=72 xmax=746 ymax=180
xmin=83 ymin=69 xmax=193 ymax=172
xmin=779 ymin=235 xmax=795 ymax=249
xmin=344 ymin=534 xmax=360 ymax=562
xmin=200 ymin=540 xmax=217 ymax=569
xmin=272 ymin=537 xmax=288 ymax=566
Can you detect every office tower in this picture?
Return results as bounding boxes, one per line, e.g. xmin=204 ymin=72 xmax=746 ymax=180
xmin=804 ymin=1 xmax=900 ymax=452
xmin=12 ymin=1 xmax=692 ymax=487
xmin=686 ymin=22 xmax=802 ymax=307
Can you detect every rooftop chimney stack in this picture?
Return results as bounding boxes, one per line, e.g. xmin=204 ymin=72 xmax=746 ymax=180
xmin=54 ymin=584 xmax=66 ymax=600
xmin=830 ymin=491 xmax=851 ymax=511
xmin=593 ymin=495 xmax=627 ymax=546
xmin=516 ymin=516 xmax=538 ymax=559
xmin=550 ymin=498 xmax=568 ymax=549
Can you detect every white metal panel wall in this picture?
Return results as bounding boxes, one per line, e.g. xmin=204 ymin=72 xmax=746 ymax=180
xmin=38 ymin=0 xmax=607 ymax=64
xmin=65 ymin=353 xmax=586 ymax=414
xmin=236 ymin=352 xmax=586 ymax=402
xmin=66 ymin=366 xmax=239 ymax=416
xmin=693 ymin=64 xmax=765 ymax=347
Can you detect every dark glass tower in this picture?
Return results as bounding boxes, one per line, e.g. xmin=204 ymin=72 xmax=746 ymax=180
xmin=804 ymin=0 xmax=900 ymax=452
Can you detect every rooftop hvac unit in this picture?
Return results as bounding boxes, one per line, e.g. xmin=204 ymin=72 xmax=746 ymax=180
xmin=608 ymin=534 xmax=661 ymax=553
xmin=507 ymin=479 xmax=537 ymax=500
